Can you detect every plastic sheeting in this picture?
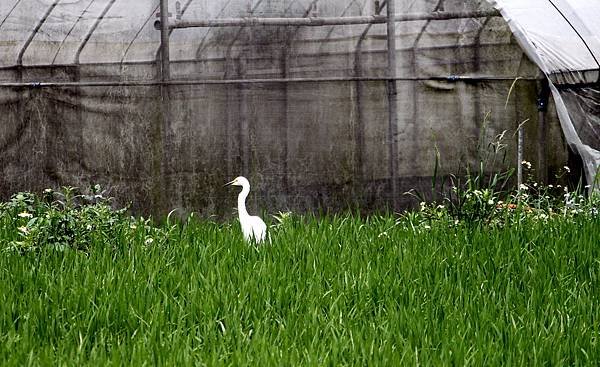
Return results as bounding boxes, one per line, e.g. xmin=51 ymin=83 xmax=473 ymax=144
xmin=488 ymin=0 xmax=600 ymax=187
xmin=0 ymin=0 xmax=568 ymax=216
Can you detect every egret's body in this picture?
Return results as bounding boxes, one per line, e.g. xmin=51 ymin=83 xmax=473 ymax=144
xmin=225 ymin=176 xmax=267 ymax=244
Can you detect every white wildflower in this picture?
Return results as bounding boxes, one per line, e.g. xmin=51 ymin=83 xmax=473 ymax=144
xmin=17 ymin=212 xmax=33 ymax=218
xmin=18 ymin=226 xmax=29 ymax=234
xmin=145 ymin=237 xmax=154 ymax=245
xmin=519 ymin=184 xmax=529 ymax=191
xmin=521 ymin=160 xmax=532 ymax=169
xmin=563 ymin=166 xmax=571 ymax=173
xmin=487 ymin=199 xmax=494 ymax=205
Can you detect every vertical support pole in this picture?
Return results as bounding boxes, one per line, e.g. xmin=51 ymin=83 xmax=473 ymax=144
xmin=159 ymin=0 xmax=171 ymax=82
xmin=386 ymin=0 xmax=399 ymax=209
xmin=517 ymin=124 xmax=524 ymax=188
xmin=537 ymin=78 xmax=550 ymax=184
xmin=159 ymin=0 xmax=171 ymax=214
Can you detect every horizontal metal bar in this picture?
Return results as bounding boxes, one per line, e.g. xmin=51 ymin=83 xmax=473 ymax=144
xmin=0 ymin=75 xmax=538 ymax=88
xmin=168 ymin=10 xmax=500 ymax=29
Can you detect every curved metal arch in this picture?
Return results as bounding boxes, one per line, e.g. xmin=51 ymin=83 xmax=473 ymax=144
xmin=221 ymin=0 xmax=266 ymax=78
xmin=122 ymin=2 xmax=160 ymax=64
xmin=547 ymin=0 xmax=600 ymax=80
xmin=194 ymin=0 xmax=235 ymax=61
xmin=0 ymin=0 xmax=22 ymax=30
xmin=52 ymin=0 xmax=97 ymax=65
xmin=411 ymin=0 xmax=445 ymax=51
xmin=74 ymin=0 xmax=118 ymax=65
xmin=17 ymin=0 xmax=61 ymax=67
xmin=315 ymin=0 xmax=363 ymax=56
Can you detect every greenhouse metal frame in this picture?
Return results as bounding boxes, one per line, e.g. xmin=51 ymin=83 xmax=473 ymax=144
xmin=1 ymin=0 xmax=595 ymax=215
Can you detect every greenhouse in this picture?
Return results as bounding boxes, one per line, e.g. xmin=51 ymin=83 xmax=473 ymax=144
xmin=0 ymin=0 xmax=597 ymax=216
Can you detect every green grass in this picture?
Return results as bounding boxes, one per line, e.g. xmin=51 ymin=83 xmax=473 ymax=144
xmin=1 ymin=211 xmax=599 ymax=366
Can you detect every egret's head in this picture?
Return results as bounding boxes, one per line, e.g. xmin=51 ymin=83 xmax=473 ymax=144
xmin=224 ymin=176 xmax=250 ymax=188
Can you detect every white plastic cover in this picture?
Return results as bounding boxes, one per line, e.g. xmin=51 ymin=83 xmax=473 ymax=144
xmin=488 ymin=0 xmax=600 ymax=187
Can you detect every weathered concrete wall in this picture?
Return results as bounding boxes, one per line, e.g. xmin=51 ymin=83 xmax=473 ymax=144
xmin=0 ymin=0 xmax=569 ymax=217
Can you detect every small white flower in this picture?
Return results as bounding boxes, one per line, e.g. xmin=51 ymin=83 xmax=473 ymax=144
xmin=17 ymin=212 xmax=33 ymax=218
xmin=145 ymin=238 xmax=154 ymax=245
xmin=487 ymin=199 xmax=494 ymax=205
xmin=43 ymin=188 xmax=53 ymax=193
xmin=519 ymin=184 xmax=529 ymax=191
xmin=18 ymin=226 xmax=29 ymax=234
xmin=548 ymin=185 xmax=554 ymax=188
xmin=521 ymin=160 xmax=532 ymax=169
xmin=563 ymin=166 xmax=571 ymax=173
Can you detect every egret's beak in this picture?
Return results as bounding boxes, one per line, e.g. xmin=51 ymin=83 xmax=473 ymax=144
xmin=223 ymin=180 xmax=235 ymax=187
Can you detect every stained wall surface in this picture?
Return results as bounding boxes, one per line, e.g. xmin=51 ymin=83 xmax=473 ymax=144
xmin=0 ymin=0 xmax=568 ymax=216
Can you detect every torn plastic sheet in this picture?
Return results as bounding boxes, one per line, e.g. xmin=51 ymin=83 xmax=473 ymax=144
xmin=488 ymin=0 xmax=600 ymax=186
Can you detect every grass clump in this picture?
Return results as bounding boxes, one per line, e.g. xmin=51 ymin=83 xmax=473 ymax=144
xmin=0 ymin=184 xmax=599 ymax=365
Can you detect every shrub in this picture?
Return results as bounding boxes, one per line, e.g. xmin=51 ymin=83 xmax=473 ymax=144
xmin=1 ymin=186 xmax=127 ymax=253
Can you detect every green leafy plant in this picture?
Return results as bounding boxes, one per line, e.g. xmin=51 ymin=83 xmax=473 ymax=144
xmin=1 ymin=186 xmax=127 ymax=253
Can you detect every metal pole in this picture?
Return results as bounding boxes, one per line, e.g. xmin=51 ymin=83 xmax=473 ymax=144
xmin=168 ymin=10 xmax=500 ymax=29
xmin=386 ymin=0 xmax=399 ymax=209
xmin=537 ymin=79 xmax=550 ymax=184
xmin=159 ymin=0 xmax=171 ymax=81
xmin=518 ymin=124 xmax=524 ymax=188
xmin=158 ymin=0 xmax=171 ymax=214
xmin=0 ymin=75 xmax=542 ymax=89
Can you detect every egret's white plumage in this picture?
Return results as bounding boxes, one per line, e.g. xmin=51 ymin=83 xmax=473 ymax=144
xmin=224 ymin=176 xmax=267 ymax=244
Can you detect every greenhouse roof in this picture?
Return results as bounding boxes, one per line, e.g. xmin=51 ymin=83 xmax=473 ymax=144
xmin=488 ymin=0 xmax=600 ymax=85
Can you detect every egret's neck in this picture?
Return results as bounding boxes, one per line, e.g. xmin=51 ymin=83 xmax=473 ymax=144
xmin=237 ymin=184 xmax=250 ymax=218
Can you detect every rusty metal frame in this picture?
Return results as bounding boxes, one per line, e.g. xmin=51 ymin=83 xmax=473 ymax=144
xmin=0 ymin=75 xmax=538 ymax=89
xmin=166 ymin=9 xmax=499 ymax=29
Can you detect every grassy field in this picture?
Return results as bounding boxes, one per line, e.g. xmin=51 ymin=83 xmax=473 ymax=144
xmin=1 ymin=190 xmax=599 ymax=365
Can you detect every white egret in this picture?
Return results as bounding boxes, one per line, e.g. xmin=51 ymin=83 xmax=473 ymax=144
xmin=224 ymin=176 xmax=268 ymax=244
